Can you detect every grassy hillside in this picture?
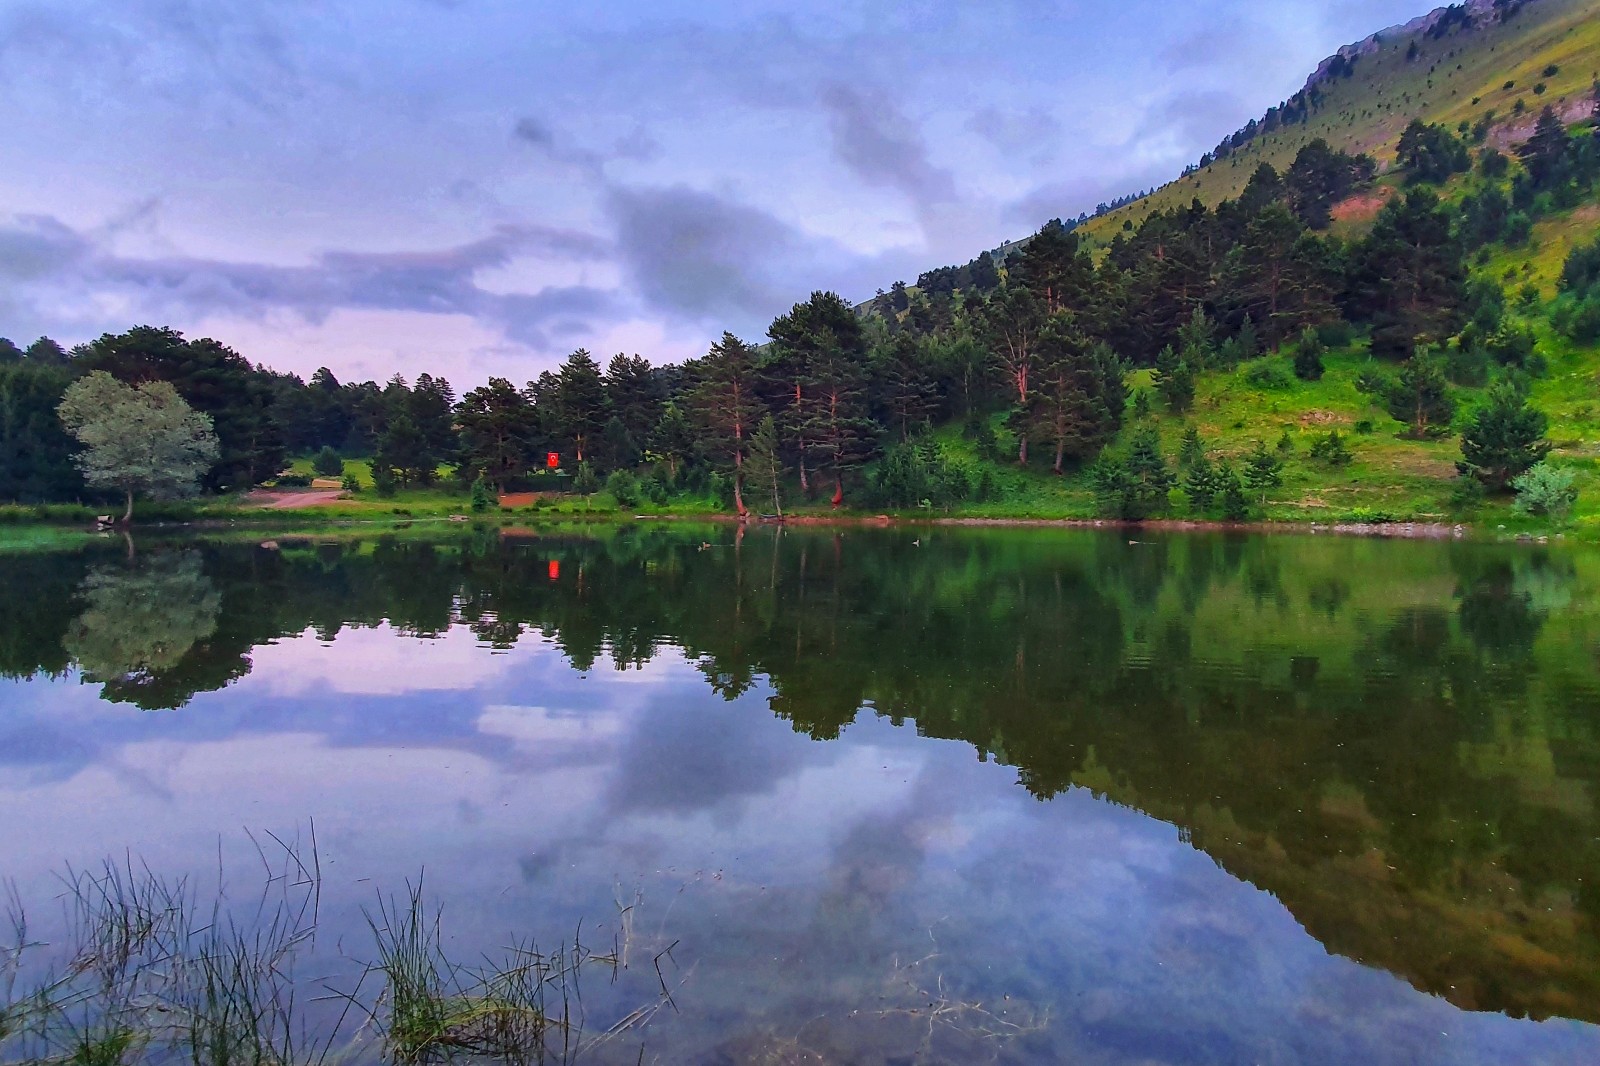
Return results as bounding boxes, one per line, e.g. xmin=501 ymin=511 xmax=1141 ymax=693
xmin=1081 ymin=0 xmax=1600 ymax=244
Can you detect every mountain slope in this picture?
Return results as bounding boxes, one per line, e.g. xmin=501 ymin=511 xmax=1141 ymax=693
xmin=1079 ymin=0 xmax=1600 ymax=243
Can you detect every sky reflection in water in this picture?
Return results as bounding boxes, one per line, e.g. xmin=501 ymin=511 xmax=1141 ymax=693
xmin=1 ymin=528 xmax=1597 ymax=1064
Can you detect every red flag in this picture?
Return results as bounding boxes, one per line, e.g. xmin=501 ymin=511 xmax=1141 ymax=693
xmin=546 ymin=452 xmax=560 ymax=469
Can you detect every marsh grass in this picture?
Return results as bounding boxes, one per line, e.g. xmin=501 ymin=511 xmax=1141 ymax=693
xmin=361 ymin=882 xmax=625 ymax=1065
xmin=1 ymin=832 xmax=661 ymax=1066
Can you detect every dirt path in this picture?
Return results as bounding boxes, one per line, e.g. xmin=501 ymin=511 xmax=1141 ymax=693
xmin=245 ymin=490 xmax=347 ymax=510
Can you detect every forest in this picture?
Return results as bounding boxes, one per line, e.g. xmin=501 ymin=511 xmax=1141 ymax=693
xmin=3 ymin=100 xmax=1599 ymax=523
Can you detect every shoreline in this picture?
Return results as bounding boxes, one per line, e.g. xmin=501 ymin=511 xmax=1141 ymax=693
xmin=0 ymin=508 xmax=1578 ymax=550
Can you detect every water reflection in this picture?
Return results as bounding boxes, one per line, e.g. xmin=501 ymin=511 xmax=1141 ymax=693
xmin=64 ymin=551 xmax=221 ymax=707
xmin=1 ymin=527 xmax=1598 ymax=1062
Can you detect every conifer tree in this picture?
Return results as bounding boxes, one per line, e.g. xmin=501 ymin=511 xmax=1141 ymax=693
xmin=1243 ymin=440 xmax=1285 ymax=505
xmin=1386 ymin=349 xmax=1455 ymax=437
xmin=1293 ymin=326 xmax=1326 ymax=381
xmin=687 ymin=333 xmax=763 ymax=517
xmin=1458 ymin=382 xmax=1550 ymax=490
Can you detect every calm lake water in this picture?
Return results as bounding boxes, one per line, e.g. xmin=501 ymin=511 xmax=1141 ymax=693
xmin=3 ymin=525 xmax=1599 ymax=1064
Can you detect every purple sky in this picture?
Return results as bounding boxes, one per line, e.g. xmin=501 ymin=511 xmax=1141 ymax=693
xmin=0 ymin=0 xmax=1426 ymax=387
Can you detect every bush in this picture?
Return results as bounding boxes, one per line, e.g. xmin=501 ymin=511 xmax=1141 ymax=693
xmin=341 ymin=473 xmax=362 ymax=493
xmin=1512 ymin=463 xmax=1578 ymax=524
xmin=1293 ymin=327 xmax=1325 ymax=382
xmin=372 ymin=466 xmax=398 ymax=498
xmin=1353 ymin=419 xmax=1376 ymax=435
xmin=1243 ymin=359 xmax=1292 ymax=390
xmin=573 ymin=462 xmax=599 ymax=495
xmin=470 ymin=476 xmax=497 ymax=513
xmin=311 ymin=446 xmax=344 ymax=478
xmin=1308 ymin=429 xmax=1353 ymax=466
xmin=605 ymin=469 xmax=640 ymax=508
xmin=1449 ymin=476 xmax=1487 ymax=514
xmin=871 ymin=440 xmax=973 ymax=510
xmin=1315 ymin=320 xmax=1355 ymax=348
xmin=1353 ymin=368 xmax=1389 ymax=396
xmin=275 ymin=473 xmax=312 ymax=488
xmin=1554 ymin=294 xmax=1600 ymax=344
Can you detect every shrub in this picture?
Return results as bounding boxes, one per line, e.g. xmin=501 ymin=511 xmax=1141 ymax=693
xmin=1512 ymin=463 xmax=1578 ymax=523
xmin=871 ymin=441 xmax=973 ymax=509
xmin=1293 ymin=327 xmax=1325 ymax=381
xmin=1308 ymin=429 xmax=1353 ymax=466
xmin=275 ymin=473 xmax=312 ymax=488
xmin=1353 ymin=419 xmax=1376 ymax=435
xmin=605 ymin=470 xmax=640 ymax=508
xmin=312 ymin=446 xmax=344 ymax=478
xmin=1353 ymin=368 xmax=1389 ymax=396
xmin=573 ymin=462 xmax=599 ymax=495
xmin=372 ymin=466 xmax=398 ymax=498
xmin=1315 ymin=320 xmax=1355 ymax=349
xmin=1243 ymin=359 xmax=1291 ymax=390
xmin=341 ymin=473 xmax=362 ymax=493
xmin=470 ymin=476 xmax=497 ymax=512
xmin=1449 ymin=476 xmax=1487 ymax=514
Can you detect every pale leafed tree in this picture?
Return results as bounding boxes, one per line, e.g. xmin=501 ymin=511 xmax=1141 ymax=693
xmin=57 ymin=371 xmax=219 ymax=522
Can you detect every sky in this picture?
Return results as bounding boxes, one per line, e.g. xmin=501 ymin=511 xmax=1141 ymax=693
xmin=0 ymin=0 xmax=1428 ymax=387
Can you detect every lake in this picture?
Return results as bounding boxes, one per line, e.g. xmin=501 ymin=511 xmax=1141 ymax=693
xmin=2 ymin=525 xmax=1598 ymax=1064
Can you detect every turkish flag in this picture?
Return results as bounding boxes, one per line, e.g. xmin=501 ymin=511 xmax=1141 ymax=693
xmin=547 ymin=452 xmax=560 ymax=469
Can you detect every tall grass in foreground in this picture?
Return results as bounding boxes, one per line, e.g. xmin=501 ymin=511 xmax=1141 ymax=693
xmin=0 ymin=830 xmax=656 ymax=1065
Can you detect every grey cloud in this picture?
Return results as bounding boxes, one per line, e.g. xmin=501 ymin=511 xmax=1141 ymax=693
xmin=606 ymin=184 xmax=829 ymax=325
xmin=1005 ymin=163 xmax=1171 ymax=229
xmin=1158 ymin=19 xmax=1261 ymax=73
xmin=513 ymin=115 xmax=654 ymax=174
xmin=964 ymin=105 xmax=1063 ymax=157
xmin=606 ymin=688 xmax=828 ymax=819
xmin=0 ymin=215 xmax=91 ymax=280
xmin=1138 ymin=88 xmax=1252 ymax=150
xmin=820 ymin=83 xmax=956 ymax=207
xmin=0 ymin=0 xmax=321 ymax=111
xmin=0 ymin=214 xmax=620 ymax=353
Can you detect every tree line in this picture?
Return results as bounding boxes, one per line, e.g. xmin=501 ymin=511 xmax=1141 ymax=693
xmin=3 ymin=103 xmax=1597 ymax=517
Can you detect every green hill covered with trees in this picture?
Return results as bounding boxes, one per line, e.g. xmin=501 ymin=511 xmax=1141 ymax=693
xmin=3 ymin=0 xmax=1600 ymax=533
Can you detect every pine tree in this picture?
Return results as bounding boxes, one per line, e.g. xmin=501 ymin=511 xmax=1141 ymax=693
xmin=1243 ymin=439 xmax=1285 ymax=504
xmin=1155 ymin=345 xmax=1195 ymax=414
xmin=1026 ymin=318 xmax=1127 ymax=474
xmin=605 ymin=353 xmax=662 ymax=464
xmin=980 ymin=283 xmax=1045 ymax=463
xmin=872 ymin=332 xmax=937 ymax=442
xmin=1386 ymin=349 xmax=1455 ymax=437
xmin=687 ymin=333 xmax=763 ymax=516
xmin=1092 ymin=424 xmax=1175 ymax=521
xmin=1292 ymin=326 xmax=1325 ymax=381
xmin=744 ymin=416 xmax=784 ymax=517
xmin=1185 ymin=453 xmax=1219 ymax=512
xmin=1458 ymin=382 xmax=1550 ymax=490
xmin=1179 ymin=424 xmax=1205 ymax=469
xmin=799 ymin=338 xmax=875 ymax=508
xmin=456 ymin=378 xmax=534 ymax=490
xmin=553 ymin=349 xmax=609 ymax=465
xmin=1349 ymin=188 xmax=1468 ymax=358
xmin=1218 ymin=460 xmax=1251 ymax=520
xmin=1518 ymin=106 xmax=1571 ymax=188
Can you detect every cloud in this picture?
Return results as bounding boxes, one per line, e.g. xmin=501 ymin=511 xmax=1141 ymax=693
xmin=0 ymin=215 xmax=92 ymax=280
xmin=0 ymin=213 xmax=621 ymax=353
xmin=1158 ymin=19 xmax=1258 ymax=74
xmin=964 ymin=105 xmax=1063 ymax=158
xmin=820 ymin=83 xmax=957 ymax=208
xmin=1136 ymin=88 xmax=1253 ymax=151
xmin=605 ymin=184 xmax=843 ymax=327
